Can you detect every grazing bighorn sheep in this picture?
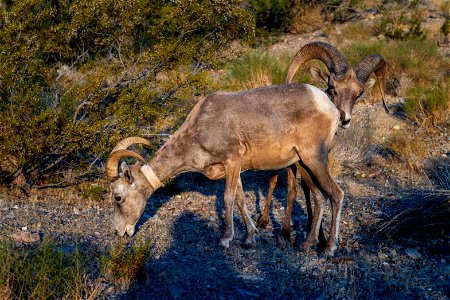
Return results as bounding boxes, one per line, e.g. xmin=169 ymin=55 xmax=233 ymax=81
xmin=257 ymin=42 xmax=388 ymax=253
xmin=107 ymin=83 xmax=346 ymax=255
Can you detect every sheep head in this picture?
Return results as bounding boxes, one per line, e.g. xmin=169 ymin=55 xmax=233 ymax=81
xmin=106 ymin=137 xmax=160 ymax=237
xmin=286 ymin=42 xmax=387 ymax=128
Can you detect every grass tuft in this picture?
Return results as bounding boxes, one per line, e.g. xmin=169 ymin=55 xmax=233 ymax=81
xmin=0 ymin=238 xmax=102 ymax=300
xmin=221 ymin=51 xmax=310 ymax=90
xmin=329 ymin=115 xmax=378 ymax=175
xmin=403 ymin=80 xmax=450 ymax=127
xmin=376 ymin=190 xmax=450 ymax=241
xmin=384 ymin=130 xmax=428 ymax=172
xmin=102 ymin=238 xmax=153 ymax=288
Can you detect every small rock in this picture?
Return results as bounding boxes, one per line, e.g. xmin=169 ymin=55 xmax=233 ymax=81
xmin=236 ymin=274 xmax=263 ymax=281
xmin=236 ymin=288 xmax=259 ymax=298
xmin=168 ymin=285 xmax=186 ymax=299
xmin=73 ymin=207 xmax=81 ymax=215
xmin=21 ymin=226 xmax=27 ymax=231
xmin=10 ymin=231 xmax=40 ymax=243
xmin=378 ymin=252 xmax=388 ymax=262
xmin=392 ymin=125 xmax=401 ymax=130
xmin=405 ymin=248 xmax=422 ymax=260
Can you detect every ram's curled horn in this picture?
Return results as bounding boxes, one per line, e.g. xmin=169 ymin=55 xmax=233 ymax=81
xmin=106 ymin=150 xmax=147 ymax=181
xmin=354 ymin=54 xmax=389 ymax=113
xmin=112 ymin=136 xmax=152 ymax=152
xmin=106 ymin=136 xmax=152 ymax=181
xmin=286 ymin=41 xmax=350 ymax=84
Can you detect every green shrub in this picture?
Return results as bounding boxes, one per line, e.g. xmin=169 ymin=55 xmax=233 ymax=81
xmin=378 ymin=12 xmax=425 ymax=40
xmin=79 ymin=183 xmax=107 ymax=202
xmin=0 ymin=0 xmax=255 ymax=186
xmin=249 ymin=0 xmax=296 ymax=32
xmin=441 ymin=18 xmax=449 ymax=36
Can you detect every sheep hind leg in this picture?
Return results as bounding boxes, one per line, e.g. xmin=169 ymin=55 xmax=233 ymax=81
xmin=258 ymin=170 xmax=278 ymax=229
xmin=235 ymin=177 xmax=258 ymax=247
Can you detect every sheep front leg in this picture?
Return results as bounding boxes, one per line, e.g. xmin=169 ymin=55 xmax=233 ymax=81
xmin=220 ymin=162 xmax=241 ymax=248
xmin=235 ymin=177 xmax=258 ymax=246
xmin=298 ymin=165 xmax=327 ymax=252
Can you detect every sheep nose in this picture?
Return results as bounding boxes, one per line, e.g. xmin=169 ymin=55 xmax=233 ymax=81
xmin=341 ymin=118 xmax=351 ymax=128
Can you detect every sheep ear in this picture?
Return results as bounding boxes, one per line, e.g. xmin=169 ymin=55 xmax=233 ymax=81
xmin=120 ymin=162 xmax=134 ymax=184
xmin=364 ymin=78 xmax=376 ymax=91
xmin=310 ymin=67 xmax=329 ymax=85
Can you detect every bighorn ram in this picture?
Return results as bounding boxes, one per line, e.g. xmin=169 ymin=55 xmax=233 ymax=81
xmin=257 ymin=42 xmax=388 ymax=252
xmin=106 ymin=41 xmax=387 ymax=257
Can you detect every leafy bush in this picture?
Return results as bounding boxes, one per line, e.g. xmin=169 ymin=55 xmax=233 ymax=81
xmin=377 ymin=11 xmax=426 ymax=40
xmin=0 ymin=0 xmax=254 ymax=186
xmin=249 ymin=0 xmax=296 ymax=32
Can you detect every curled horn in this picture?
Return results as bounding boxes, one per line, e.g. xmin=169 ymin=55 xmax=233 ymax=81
xmin=354 ymin=54 xmax=389 ymax=113
xmin=112 ymin=136 xmax=152 ymax=152
xmin=106 ymin=137 xmax=152 ymax=181
xmin=286 ymin=41 xmax=350 ymax=83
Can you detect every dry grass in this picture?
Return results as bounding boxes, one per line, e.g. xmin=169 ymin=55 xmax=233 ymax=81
xmin=384 ymin=130 xmax=428 ymax=172
xmin=291 ymin=4 xmax=325 ymax=34
xmin=328 ymin=115 xmax=378 ymax=176
xmin=376 ymin=190 xmax=450 ymax=240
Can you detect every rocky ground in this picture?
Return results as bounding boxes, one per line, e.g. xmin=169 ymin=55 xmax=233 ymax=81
xmin=1 ymin=102 xmax=449 ymax=299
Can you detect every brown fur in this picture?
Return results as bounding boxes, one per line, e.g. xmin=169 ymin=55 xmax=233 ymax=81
xmin=108 ymin=83 xmax=341 ymax=250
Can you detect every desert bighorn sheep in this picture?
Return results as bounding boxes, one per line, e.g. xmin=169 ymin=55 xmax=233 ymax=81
xmin=257 ymin=42 xmax=388 ymax=253
xmin=106 ymin=85 xmax=345 ymax=255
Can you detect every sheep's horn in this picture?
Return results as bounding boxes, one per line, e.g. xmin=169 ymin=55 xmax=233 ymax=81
xmin=354 ymin=54 xmax=389 ymax=113
xmin=106 ymin=150 xmax=146 ymax=181
xmin=112 ymin=136 xmax=152 ymax=152
xmin=286 ymin=41 xmax=350 ymax=83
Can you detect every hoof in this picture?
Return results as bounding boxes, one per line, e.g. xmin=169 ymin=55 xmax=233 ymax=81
xmin=300 ymin=241 xmax=316 ymax=254
xmin=281 ymin=228 xmax=291 ymax=241
xmin=258 ymin=218 xmax=269 ymax=229
xmin=220 ymin=238 xmax=231 ymax=249
xmin=243 ymin=235 xmax=256 ymax=248
xmin=278 ymin=236 xmax=287 ymax=250
xmin=321 ymin=246 xmax=336 ymax=258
